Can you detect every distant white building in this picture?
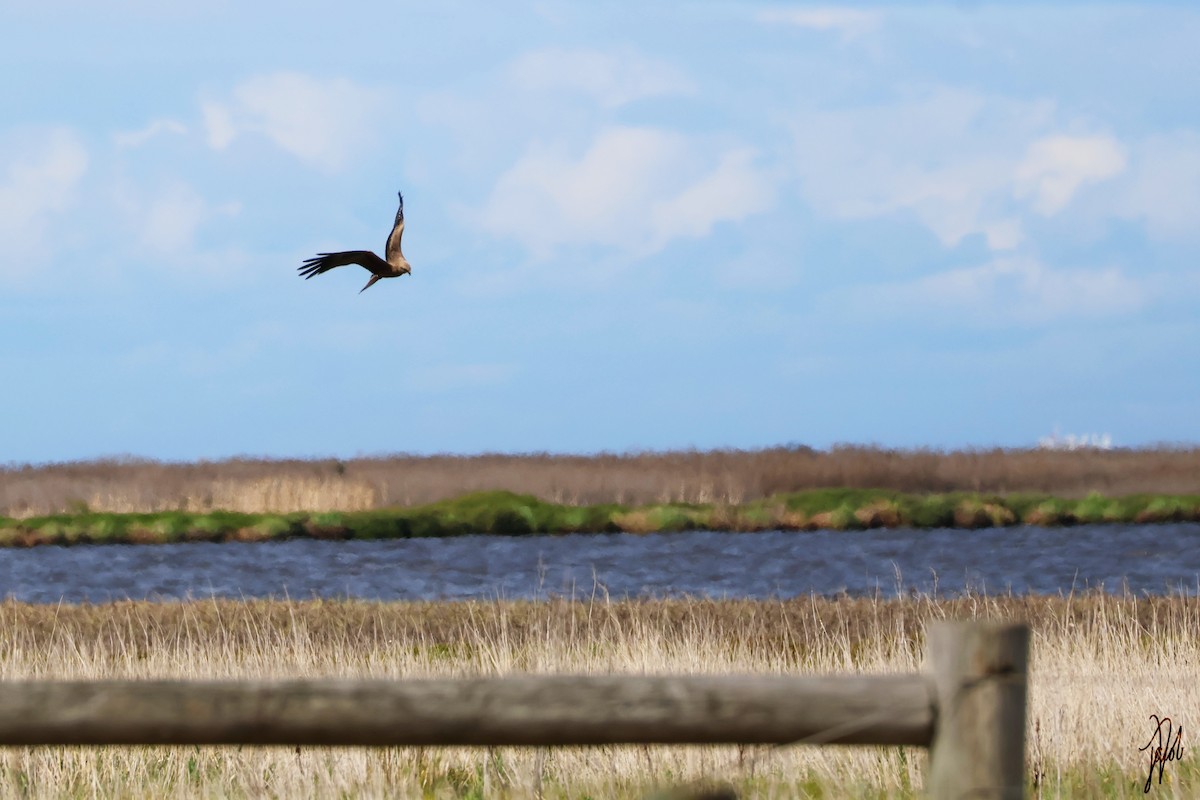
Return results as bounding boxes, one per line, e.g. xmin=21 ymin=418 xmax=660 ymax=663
xmin=1037 ymin=427 xmax=1113 ymax=451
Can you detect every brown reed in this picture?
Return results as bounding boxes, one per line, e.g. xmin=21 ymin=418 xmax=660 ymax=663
xmin=3 ymin=445 xmax=1199 ymax=517
xmin=0 ymin=592 xmax=1195 ymax=797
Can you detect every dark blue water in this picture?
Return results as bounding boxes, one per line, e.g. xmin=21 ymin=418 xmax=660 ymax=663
xmin=0 ymin=524 xmax=1196 ymax=604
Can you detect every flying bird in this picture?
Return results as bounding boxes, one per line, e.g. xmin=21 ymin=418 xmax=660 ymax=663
xmin=299 ymin=192 xmax=411 ymax=293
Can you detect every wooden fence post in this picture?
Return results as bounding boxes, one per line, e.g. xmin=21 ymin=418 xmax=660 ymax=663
xmin=927 ymin=621 xmax=1029 ymax=800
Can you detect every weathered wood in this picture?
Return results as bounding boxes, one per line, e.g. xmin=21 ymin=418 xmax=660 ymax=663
xmin=0 ymin=674 xmax=933 ymax=747
xmin=927 ymin=621 xmax=1029 ymax=800
xmin=0 ymin=622 xmax=1035 ymax=797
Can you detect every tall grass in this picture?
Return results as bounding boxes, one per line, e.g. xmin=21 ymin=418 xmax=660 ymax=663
xmin=4 ymin=446 xmax=1200 ymax=517
xmin=0 ymin=593 xmax=1196 ymax=797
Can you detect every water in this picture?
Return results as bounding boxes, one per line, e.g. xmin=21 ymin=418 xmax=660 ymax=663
xmin=0 ymin=523 xmax=1196 ymax=604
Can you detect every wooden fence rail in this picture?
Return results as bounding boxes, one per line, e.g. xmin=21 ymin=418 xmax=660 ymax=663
xmin=0 ymin=620 xmax=1028 ymax=798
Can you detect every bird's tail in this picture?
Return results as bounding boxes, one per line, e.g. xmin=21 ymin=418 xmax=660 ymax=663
xmin=360 ymin=275 xmax=382 ymax=293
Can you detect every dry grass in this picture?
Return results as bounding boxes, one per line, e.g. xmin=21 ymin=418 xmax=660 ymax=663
xmin=3 ymin=446 xmax=1200 ymax=518
xmin=0 ymin=593 xmax=1196 ymax=797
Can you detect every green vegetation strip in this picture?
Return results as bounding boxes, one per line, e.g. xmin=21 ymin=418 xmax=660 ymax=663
xmin=2 ymin=488 xmax=1199 ymax=546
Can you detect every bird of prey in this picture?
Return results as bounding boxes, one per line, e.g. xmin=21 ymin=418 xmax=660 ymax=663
xmin=299 ymin=192 xmax=411 ymax=293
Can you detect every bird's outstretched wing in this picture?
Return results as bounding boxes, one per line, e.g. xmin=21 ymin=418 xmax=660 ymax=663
xmin=384 ymin=192 xmax=405 ymax=265
xmin=298 ymin=250 xmax=391 ymax=279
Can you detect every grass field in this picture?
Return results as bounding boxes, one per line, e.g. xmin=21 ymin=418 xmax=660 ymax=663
xmin=2 ymin=487 xmax=1198 ymax=546
xmin=0 ymin=592 xmax=1196 ymax=797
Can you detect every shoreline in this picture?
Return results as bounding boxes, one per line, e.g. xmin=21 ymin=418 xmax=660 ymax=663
xmin=2 ymin=487 xmax=1198 ymax=547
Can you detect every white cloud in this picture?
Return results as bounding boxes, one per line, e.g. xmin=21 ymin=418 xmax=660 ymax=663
xmin=109 ymin=179 xmax=243 ymax=280
xmin=418 ymin=45 xmax=696 ymax=182
xmin=1015 ymin=134 xmax=1127 ymax=215
xmin=1108 ymin=131 xmax=1200 ymax=238
xmin=0 ymin=127 xmax=88 ymax=278
xmin=113 ymin=118 xmax=188 ymax=148
xmin=650 ymin=149 xmax=774 ymax=243
xmin=980 ymin=218 xmax=1025 ymax=250
xmin=757 ymin=7 xmax=881 ymax=39
xmin=508 ymin=47 xmax=694 ymax=108
xmin=790 ymin=88 xmax=1200 ymax=252
xmin=137 ymin=183 xmax=240 ymax=253
xmin=201 ymin=102 xmax=236 ymax=149
xmin=201 ymin=72 xmax=387 ymax=171
xmin=854 ymin=257 xmax=1146 ymax=326
xmin=144 ymin=186 xmax=207 ymax=252
xmin=481 ymin=126 xmax=775 ymax=257
xmin=788 ymin=89 xmax=1138 ymax=251
xmin=791 ymin=89 xmax=1027 ymax=248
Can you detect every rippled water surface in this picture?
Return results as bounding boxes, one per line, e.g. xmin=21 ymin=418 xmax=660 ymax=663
xmin=0 ymin=524 xmax=1197 ymax=604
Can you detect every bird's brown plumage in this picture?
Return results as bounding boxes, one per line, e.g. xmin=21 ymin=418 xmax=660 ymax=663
xmin=299 ymin=192 xmax=410 ymax=293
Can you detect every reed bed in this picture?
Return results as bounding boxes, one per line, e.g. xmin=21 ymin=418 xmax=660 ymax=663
xmin=4 ymin=446 xmax=1200 ymax=518
xmin=0 ymin=592 xmax=1196 ymax=797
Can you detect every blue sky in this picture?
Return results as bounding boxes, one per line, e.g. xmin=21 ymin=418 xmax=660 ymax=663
xmin=2 ymin=2 xmax=1198 ymax=462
